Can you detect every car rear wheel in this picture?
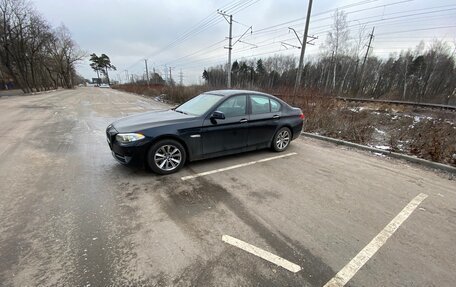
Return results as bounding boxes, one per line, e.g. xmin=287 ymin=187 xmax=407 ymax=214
xmin=147 ymin=139 xmax=186 ymax=175
xmin=272 ymin=127 xmax=291 ymax=152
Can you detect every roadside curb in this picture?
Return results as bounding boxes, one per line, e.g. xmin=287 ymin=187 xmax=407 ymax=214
xmin=301 ymin=132 xmax=456 ymax=174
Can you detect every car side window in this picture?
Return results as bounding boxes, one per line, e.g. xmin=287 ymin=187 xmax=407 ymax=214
xmin=270 ymin=98 xmax=281 ymax=112
xmin=216 ymin=95 xmax=246 ymax=117
xmin=251 ymin=95 xmax=271 ymax=114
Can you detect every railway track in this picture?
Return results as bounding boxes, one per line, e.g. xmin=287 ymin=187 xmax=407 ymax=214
xmin=273 ymin=93 xmax=456 ymax=110
xmin=336 ymin=97 xmax=456 ymax=110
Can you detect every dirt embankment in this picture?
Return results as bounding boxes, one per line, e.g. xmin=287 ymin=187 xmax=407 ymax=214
xmin=302 ymin=99 xmax=456 ymax=167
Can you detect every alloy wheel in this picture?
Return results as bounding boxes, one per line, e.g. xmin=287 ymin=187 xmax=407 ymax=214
xmin=154 ymin=145 xmax=182 ymax=171
xmin=276 ymin=130 xmax=290 ymax=150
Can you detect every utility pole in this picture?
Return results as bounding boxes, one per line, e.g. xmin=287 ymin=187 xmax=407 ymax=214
xmin=144 ymin=59 xmax=150 ymax=86
xmin=163 ymin=66 xmax=168 ymax=82
xmin=227 ymin=14 xmax=232 ymax=89
xmin=169 ymin=67 xmax=173 ymax=85
xmin=218 ymin=10 xmax=233 ymax=88
xmin=124 ymin=70 xmax=129 ymax=83
xmin=293 ymin=0 xmax=313 ymax=103
xmin=358 ymin=26 xmax=375 ymax=95
xmin=361 ymin=26 xmax=375 ymax=76
xmin=152 ymin=67 xmax=156 ymax=84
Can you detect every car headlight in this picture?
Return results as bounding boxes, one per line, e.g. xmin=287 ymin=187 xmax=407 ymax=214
xmin=116 ymin=133 xmax=145 ymax=143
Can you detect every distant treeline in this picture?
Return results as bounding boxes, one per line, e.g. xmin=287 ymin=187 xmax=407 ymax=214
xmin=203 ymin=11 xmax=455 ymax=105
xmin=203 ymin=42 xmax=456 ymax=105
xmin=0 ymin=0 xmax=84 ymax=92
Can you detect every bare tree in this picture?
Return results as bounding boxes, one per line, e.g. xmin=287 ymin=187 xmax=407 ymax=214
xmin=47 ymin=25 xmax=85 ymax=89
xmin=326 ymin=10 xmax=349 ymax=90
xmin=0 ymin=0 xmax=84 ymax=92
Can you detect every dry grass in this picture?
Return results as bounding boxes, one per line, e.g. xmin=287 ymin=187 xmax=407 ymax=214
xmin=271 ymin=90 xmax=456 ymax=167
xmin=299 ymin=98 xmax=375 ymax=144
xmin=395 ymin=119 xmax=456 ymax=165
xmin=112 ymin=84 xmax=211 ymax=104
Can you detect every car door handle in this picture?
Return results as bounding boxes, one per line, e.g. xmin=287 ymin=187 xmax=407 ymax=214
xmin=239 ymin=119 xmax=248 ymax=123
xmin=272 ymin=115 xmax=280 ymax=119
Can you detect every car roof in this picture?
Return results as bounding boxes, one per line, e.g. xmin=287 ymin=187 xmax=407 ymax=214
xmin=205 ymin=89 xmax=272 ymax=98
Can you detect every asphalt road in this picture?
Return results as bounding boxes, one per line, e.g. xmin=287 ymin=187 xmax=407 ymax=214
xmin=0 ymin=88 xmax=455 ymax=287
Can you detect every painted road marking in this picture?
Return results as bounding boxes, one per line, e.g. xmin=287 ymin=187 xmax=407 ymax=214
xmin=323 ymin=193 xmax=428 ymax=287
xmin=222 ymin=235 xmax=302 ymax=273
xmin=181 ymin=152 xmax=297 ymax=180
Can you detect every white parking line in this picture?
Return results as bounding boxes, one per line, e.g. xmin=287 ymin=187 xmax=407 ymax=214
xmin=181 ymin=152 xmax=297 ymax=180
xmin=222 ymin=235 xmax=302 ymax=273
xmin=323 ymin=193 xmax=428 ymax=287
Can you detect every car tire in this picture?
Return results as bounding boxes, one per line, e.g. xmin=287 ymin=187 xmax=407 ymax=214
xmin=147 ymin=139 xmax=186 ymax=175
xmin=272 ymin=127 xmax=292 ymax=152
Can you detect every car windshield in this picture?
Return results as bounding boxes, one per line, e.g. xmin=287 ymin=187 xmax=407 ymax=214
xmin=175 ymin=93 xmax=222 ymax=116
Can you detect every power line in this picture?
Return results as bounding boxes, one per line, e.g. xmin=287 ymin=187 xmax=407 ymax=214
xmin=147 ymin=1 xmax=456 ymax=82
xmin=126 ymin=0 xmax=391 ymax=74
xmin=245 ymin=0 xmax=387 ymax=37
xmin=238 ymin=1 xmax=452 ymax=44
xmin=155 ymin=0 xmax=411 ymax=74
xmin=124 ymin=0 xmax=260 ymax=71
xmin=163 ymin=39 xmax=226 ymax=66
xmin=376 ymin=25 xmax=456 ymax=36
xmin=174 ymin=20 xmax=454 ymax=71
xmin=229 ymin=0 xmax=413 ymax=48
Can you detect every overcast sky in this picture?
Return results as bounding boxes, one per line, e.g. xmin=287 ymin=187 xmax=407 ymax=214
xmin=33 ymin=0 xmax=455 ymax=84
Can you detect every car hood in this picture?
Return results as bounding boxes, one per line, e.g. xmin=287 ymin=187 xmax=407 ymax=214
xmin=112 ymin=109 xmax=195 ymax=133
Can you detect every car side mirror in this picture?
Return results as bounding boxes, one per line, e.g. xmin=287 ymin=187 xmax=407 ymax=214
xmin=211 ymin=111 xmax=225 ymax=120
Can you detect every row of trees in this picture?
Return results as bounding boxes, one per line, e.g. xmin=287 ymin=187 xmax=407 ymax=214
xmin=203 ymin=11 xmax=456 ymax=105
xmin=0 ymin=0 xmax=84 ymax=92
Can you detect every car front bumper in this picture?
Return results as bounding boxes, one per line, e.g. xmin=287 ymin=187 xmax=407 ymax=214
xmin=106 ymin=126 xmax=149 ymax=166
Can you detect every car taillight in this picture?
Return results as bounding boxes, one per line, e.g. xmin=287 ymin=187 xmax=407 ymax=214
xmin=299 ymin=113 xmax=305 ymax=119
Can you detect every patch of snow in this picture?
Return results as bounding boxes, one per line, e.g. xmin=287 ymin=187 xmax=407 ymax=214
xmin=348 ymin=107 xmax=366 ymax=112
xmin=153 ymin=94 xmax=168 ymax=103
xmin=374 ymin=145 xmax=391 ymax=150
xmin=374 ymin=128 xmax=386 ymax=135
xmin=373 ymin=152 xmax=386 ymax=157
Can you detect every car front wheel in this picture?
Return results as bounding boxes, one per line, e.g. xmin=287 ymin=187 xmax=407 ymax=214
xmin=272 ymin=127 xmax=291 ymax=152
xmin=147 ymin=139 xmax=186 ymax=175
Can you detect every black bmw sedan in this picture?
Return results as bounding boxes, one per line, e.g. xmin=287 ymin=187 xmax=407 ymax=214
xmin=106 ymin=90 xmax=304 ymax=174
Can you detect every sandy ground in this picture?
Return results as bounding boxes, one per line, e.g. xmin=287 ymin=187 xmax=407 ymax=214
xmin=0 ymin=87 xmax=455 ymax=286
